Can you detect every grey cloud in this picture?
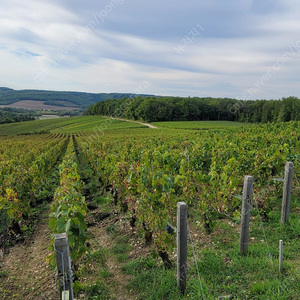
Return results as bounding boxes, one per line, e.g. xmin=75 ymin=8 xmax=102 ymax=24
xmin=10 ymin=28 xmax=43 ymax=44
xmin=10 ymin=48 xmax=41 ymax=58
xmin=2 ymin=0 xmax=300 ymax=98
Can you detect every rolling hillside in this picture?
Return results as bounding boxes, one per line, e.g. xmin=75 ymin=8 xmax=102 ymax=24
xmin=0 ymin=87 xmax=153 ymax=109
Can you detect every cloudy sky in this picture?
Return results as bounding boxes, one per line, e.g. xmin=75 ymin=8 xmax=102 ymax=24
xmin=1 ymin=0 xmax=300 ymax=99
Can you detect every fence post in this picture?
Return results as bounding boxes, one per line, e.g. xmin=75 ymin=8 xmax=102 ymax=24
xmin=54 ymin=233 xmax=74 ymax=300
xmin=177 ymin=202 xmax=188 ymax=294
xmin=281 ymin=162 xmax=294 ymax=225
xmin=239 ymin=176 xmax=253 ymax=255
xmin=279 ymin=240 xmax=283 ymax=273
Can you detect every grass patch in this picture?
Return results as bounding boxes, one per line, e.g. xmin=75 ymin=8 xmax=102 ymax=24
xmin=93 ymin=196 xmax=111 ymax=206
xmin=99 ymin=269 xmax=113 ymax=279
xmin=90 ymin=247 xmax=109 ymax=264
xmin=0 ymin=115 xmax=147 ymax=135
xmin=115 ymin=235 xmax=130 ymax=244
xmin=183 ymin=195 xmax=300 ymax=299
xmin=106 ymin=224 xmax=119 ymax=236
xmin=0 ymin=270 xmax=9 ymax=278
xmin=122 ymin=257 xmax=156 ymax=274
xmin=111 ymin=235 xmax=132 ymax=262
xmin=112 ymin=244 xmax=131 ymax=255
xmin=79 ymin=280 xmax=110 ymax=300
xmin=123 ymin=257 xmax=181 ymax=300
xmin=116 ymin=253 xmax=129 ymax=262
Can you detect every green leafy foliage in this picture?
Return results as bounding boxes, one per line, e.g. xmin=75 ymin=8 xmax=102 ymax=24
xmin=76 ymin=121 xmax=300 ymax=254
xmin=0 ymin=134 xmax=68 ymax=228
xmin=49 ymin=138 xmax=88 ymax=263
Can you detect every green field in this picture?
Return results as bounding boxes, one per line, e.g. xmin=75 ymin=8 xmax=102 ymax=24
xmin=0 ymin=117 xmax=250 ymax=136
xmin=152 ymin=120 xmax=250 ymax=130
xmin=0 ymin=116 xmax=147 ymax=135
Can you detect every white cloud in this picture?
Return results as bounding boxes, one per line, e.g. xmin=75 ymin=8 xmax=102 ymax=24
xmin=1 ymin=0 xmax=300 ymax=99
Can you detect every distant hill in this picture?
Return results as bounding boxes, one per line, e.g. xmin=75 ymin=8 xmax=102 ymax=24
xmin=0 ymin=87 xmax=153 ymax=109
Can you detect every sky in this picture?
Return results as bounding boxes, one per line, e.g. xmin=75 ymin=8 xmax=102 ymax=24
xmin=1 ymin=0 xmax=300 ymax=99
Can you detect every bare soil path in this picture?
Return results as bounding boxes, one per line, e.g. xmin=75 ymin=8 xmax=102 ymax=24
xmin=0 ymin=210 xmax=58 ymax=300
xmin=0 ymin=205 xmax=149 ymax=300
xmin=104 ymin=116 xmax=158 ymax=129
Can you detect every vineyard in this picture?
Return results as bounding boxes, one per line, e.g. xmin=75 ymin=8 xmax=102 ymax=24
xmin=1 ymin=120 xmax=300 ymax=299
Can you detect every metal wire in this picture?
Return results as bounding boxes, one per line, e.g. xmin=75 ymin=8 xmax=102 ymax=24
xmin=54 ymin=247 xmax=67 ymax=299
xmin=187 ymin=219 xmax=206 ymax=300
xmin=252 ymin=191 xmax=274 ymax=266
xmin=293 ymin=170 xmax=300 ymax=190
xmin=53 ymin=241 xmax=74 ymax=299
xmin=162 ymin=217 xmax=178 ymax=233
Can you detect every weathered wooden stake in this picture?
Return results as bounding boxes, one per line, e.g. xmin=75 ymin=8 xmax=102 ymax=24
xmin=279 ymin=240 xmax=283 ymax=273
xmin=239 ymin=175 xmax=253 ymax=255
xmin=54 ymin=233 xmax=74 ymax=300
xmin=281 ymin=162 xmax=294 ymax=225
xmin=177 ymin=202 xmax=188 ymax=294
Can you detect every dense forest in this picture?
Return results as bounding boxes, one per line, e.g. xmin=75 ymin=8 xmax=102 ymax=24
xmin=84 ymin=96 xmax=300 ymax=123
xmin=0 ymin=87 xmax=152 ymax=108
xmin=0 ymin=108 xmax=37 ymax=124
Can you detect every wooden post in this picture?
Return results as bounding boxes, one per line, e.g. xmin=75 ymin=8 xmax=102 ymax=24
xmin=279 ymin=240 xmax=283 ymax=273
xmin=177 ymin=202 xmax=188 ymax=294
xmin=281 ymin=162 xmax=294 ymax=225
xmin=54 ymin=233 xmax=74 ymax=300
xmin=239 ymin=176 xmax=253 ymax=255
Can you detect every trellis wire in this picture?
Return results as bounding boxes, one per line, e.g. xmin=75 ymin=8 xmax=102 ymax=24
xmin=187 ymin=219 xmax=206 ymax=300
xmin=54 ymin=245 xmax=73 ymax=300
xmin=55 ymin=247 xmax=67 ymax=299
xmin=252 ymin=190 xmax=273 ymax=266
xmin=162 ymin=216 xmax=206 ymax=299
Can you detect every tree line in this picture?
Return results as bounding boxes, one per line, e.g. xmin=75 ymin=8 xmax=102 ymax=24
xmin=84 ymin=96 xmax=300 ymax=123
xmin=0 ymin=108 xmax=36 ymax=124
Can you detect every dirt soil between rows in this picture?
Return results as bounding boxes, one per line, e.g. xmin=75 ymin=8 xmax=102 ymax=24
xmin=0 ymin=212 xmax=58 ymax=300
xmin=0 ymin=206 xmax=153 ymax=300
